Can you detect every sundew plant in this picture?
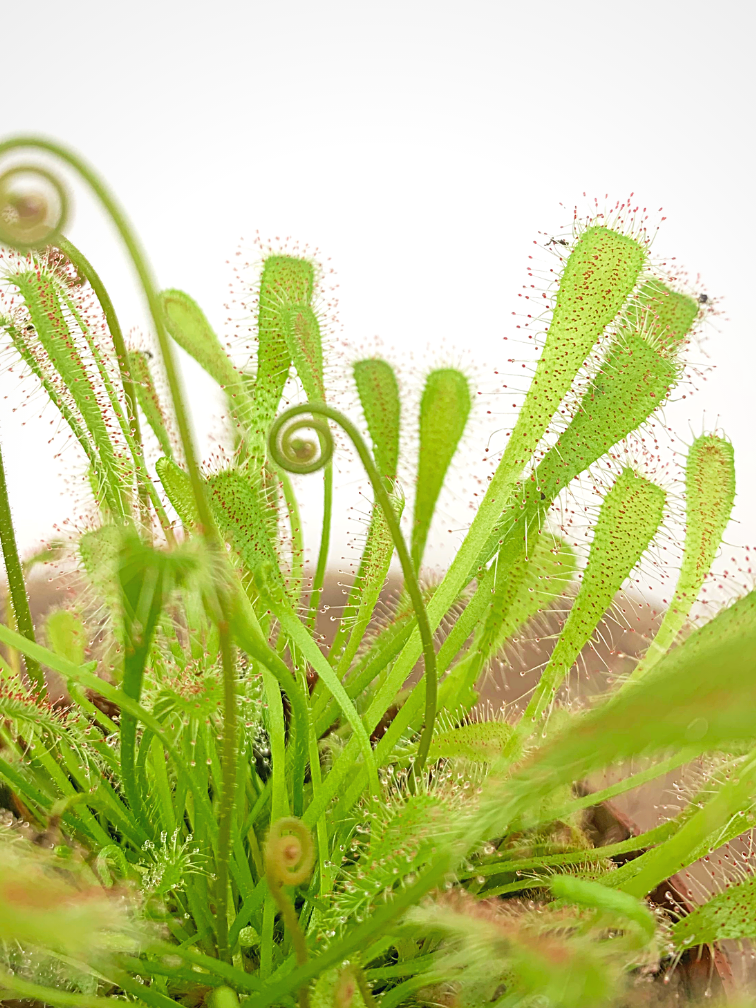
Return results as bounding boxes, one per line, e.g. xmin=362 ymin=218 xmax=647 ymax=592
xmin=0 ymin=136 xmax=755 ymax=1008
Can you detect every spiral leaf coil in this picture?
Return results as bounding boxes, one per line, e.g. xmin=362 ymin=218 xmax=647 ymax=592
xmin=265 ymin=817 xmax=315 ymax=889
xmin=0 ymin=164 xmax=69 ymax=248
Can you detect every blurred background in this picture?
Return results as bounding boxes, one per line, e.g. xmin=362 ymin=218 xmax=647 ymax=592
xmin=0 ymin=0 xmax=753 ymax=584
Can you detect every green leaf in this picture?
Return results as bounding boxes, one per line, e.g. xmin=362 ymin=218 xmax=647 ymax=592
xmin=207 ymin=468 xmax=281 ymax=581
xmin=156 ymin=456 xmax=200 ymax=528
xmin=631 ymin=434 xmax=736 ymax=680
xmin=127 ymin=349 xmax=174 ymax=458
xmin=160 ymin=288 xmax=256 ymax=442
xmin=412 ymin=368 xmax=471 ymax=570
xmin=354 ymin=227 xmax=649 ymax=763
xmin=353 ymin=357 xmax=401 ymax=481
xmin=622 ymin=277 xmax=700 ymax=353
xmin=160 ymin=289 xmax=240 ymax=390
xmin=255 ymin=255 xmax=315 ymax=436
xmin=671 ymin=874 xmax=756 ymax=948
xmin=319 ymin=790 xmax=461 ymax=941
xmin=9 ymin=270 xmax=130 ymax=516
xmin=281 ymin=305 xmax=325 ymax=403
xmin=475 ymin=280 xmax=695 ymax=575
xmin=312 ymin=967 xmax=367 ymax=1008
xmin=45 ymin=609 xmax=87 ymax=666
xmin=514 ymin=467 xmax=665 ymax=738
xmin=329 ymin=358 xmax=402 ymax=665
xmin=78 ymin=524 xmax=124 ymax=633
xmin=428 ymin=721 xmax=513 ymax=762
xmin=334 ymin=487 xmax=404 ymax=676
xmin=117 ymin=532 xmax=199 ymax=830
xmin=466 ymin=533 xmax=577 ymax=679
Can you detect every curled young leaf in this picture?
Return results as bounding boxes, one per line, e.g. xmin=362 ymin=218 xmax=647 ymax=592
xmin=265 ymin=816 xmax=315 ymax=888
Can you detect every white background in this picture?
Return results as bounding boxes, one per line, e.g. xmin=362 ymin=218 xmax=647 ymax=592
xmin=1 ymin=0 xmax=754 ymax=581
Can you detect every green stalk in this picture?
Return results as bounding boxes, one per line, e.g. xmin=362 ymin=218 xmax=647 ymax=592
xmin=0 ymin=437 xmax=43 ymax=692
xmin=306 ymin=714 xmax=331 ymax=897
xmin=253 ymin=570 xmax=379 ymax=797
xmin=280 ymin=469 xmax=305 ymax=600
xmin=307 ymin=463 xmax=332 ymax=629
xmin=270 ymin=403 xmax=438 ymax=775
xmin=266 ymin=882 xmax=311 ymax=1008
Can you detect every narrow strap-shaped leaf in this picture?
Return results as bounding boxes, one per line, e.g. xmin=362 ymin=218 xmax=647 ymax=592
xmin=622 ymin=276 xmax=700 ymax=353
xmin=0 ymin=435 xmax=43 ymax=691
xmin=45 ymin=609 xmax=87 ymax=665
xmin=0 ymin=967 xmax=123 ymax=1008
xmin=10 ymin=270 xmax=131 ymax=516
xmin=335 ymin=489 xmax=404 ymax=677
xmin=428 ymin=721 xmax=513 ymax=762
xmin=372 ymin=535 xmax=577 ymax=770
xmin=618 ymin=750 xmax=756 ymax=899
xmin=78 ymin=524 xmax=125 ymax=637
xmin=118 ymin=531 xmax=173 ymax=831
xmin=0 ymin=315 xmax=116 ymax=510
xmin=160 ymin=289 xmax=243 ymax=390
xmin=550 ymin=875 xmax=656 ymax=942
xmin=254 ymin=255 xmax=315 ymax=439
xmin=156 ymin=456 xmax=200 ymax=528
xmin=511 ymin=468 xmax=665 ymax=744
xmin=229 ymin=593 xmax=308 ymax=817
xmin=474 ymin=280 xmax=696 ymax=576
xmin=353 ymin=358 xmax=401 ymax=481
xmin=281 ymin=305 xmax=325 ymax=403
xmin=330 ymin=357 xmax=401 ymax=663
xmin=128 ymin=349 xmax=174 ymax=458
xmin=412 ymin=368 xmax=471 ymax=570
xmin=160 ymin=288 xmax=256 ymax=440
xmin=465 ymin=534 xmax=577 ymax=686
xmin=207 ymin=468 xmax=281 ymax=580
xmin=629 ymin=433 xmax=736 ymax=681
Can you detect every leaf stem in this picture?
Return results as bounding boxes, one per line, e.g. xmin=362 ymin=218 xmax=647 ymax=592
xmin=270 ymin=403 xmax=438 ymax=775
xmin=0 ymin=436 xmax=43 ymax=692
xmin=307 ymin=463 xmax=332 ymax=630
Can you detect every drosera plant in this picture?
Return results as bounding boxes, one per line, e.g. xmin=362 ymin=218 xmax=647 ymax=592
xmin=0 ymin=135 xmax=754 ymax=1008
